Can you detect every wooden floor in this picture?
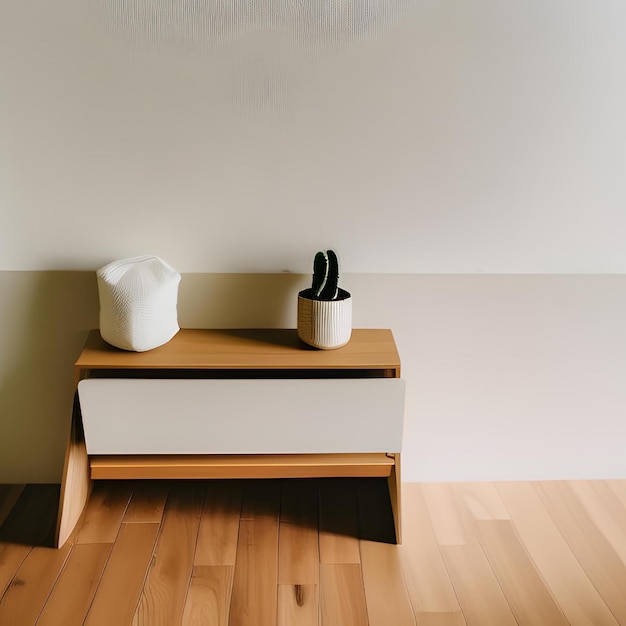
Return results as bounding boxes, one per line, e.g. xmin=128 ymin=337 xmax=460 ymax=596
xmin=1 ymin=479 xmax=626 ymax=625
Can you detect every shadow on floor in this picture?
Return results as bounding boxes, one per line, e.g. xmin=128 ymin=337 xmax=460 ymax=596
xmin=0 ymin=484 xmax=60 ymax=548
xmin=0 ymin=477 xmax=398 ymax=549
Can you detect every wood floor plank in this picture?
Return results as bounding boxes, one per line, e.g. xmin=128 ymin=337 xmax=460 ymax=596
xmin=475 ymin=519 xmax=568 ymax=625
xmin=37 ymin=543 xmax=111 ymax=626
xmin=536 ymin=481 xmax=626 ymax=624
xmin=229 ymin=517 xmax=280 ymax=626
xmin=497 ymin=481 xmax=619 ymax=626
xmin=279 ymin=480 xmax=319 ymax=585
xmin=607 ymin=479 xmax=626 ymax=509
xmin=414 ymin=612 xmax=467 ymax=626
xmin=133 ymin=483 xmax=205 ymax=625
xmin=194 ymin=481 xmax=242 ymax=567
xmin=569 ymin=480 xmax=626 ymax=566
xmin=76 ymin=481 xmax=133 ymax=544
xmin=181 ymin=565 xmax=234 ymax=626
xmin=0 ymin=543 xmax=72 ymax=625
xmin=278 ymin=584 xmax=319 ymax=626
xmin=420 ymin=483 xmax=478 ymax=546
xmin=279 ymin=519 xmax=319 ymax=586
xmin=441 ymin=544 xmax=517 ymax=626
xmin=319 ymin=479 xmax=361 ymax=564
xmin=229 ymin=479 xmax=280 ymax=625
xmin=399 ymin=484 xmax=463 ymax=614
xmin=582 ymin=480 xmax=626 ymax=518
xmin=84 ymin=522 xmax=160 ymax=626
xmin=319 ymin=563 xmax=368 ymax=626
xmin=455 ymin=482 xmax=510 ymax=521
xmin=360 ymin=540 xmax=416 ymax=626
xmin=123 ymin=480 xmax=169 ymax=523
xmin=0 ymin=542 xmax=31 ymax=600
xmin=0 ymin=485 xmax=25 ymax=527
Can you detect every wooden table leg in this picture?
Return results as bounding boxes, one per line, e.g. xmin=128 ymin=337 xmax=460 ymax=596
xmin=55 ymin=395 xmax=92 ymax=548
xmin=387 ymin=453 xmax=402 ymax=543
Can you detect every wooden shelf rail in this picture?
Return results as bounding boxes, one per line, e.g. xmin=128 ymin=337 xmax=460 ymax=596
xmin=89 ymin=453 xmax=396 ymax=480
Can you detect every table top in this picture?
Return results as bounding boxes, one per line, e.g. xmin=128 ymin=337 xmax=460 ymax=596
xmin=75 ymin=328 xmax=401 ymax=372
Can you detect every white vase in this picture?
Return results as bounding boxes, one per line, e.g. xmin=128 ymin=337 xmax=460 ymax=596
xmin=97 ymin=255 xmax=181 ymax=352
xmin=297 ymin=288 xmax=352 ymax=349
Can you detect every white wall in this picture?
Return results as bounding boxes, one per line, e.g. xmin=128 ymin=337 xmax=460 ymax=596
xmin=1 ymin=0 xmax=626 ymax=273
xmin=1 ymin=1 xmax=626 ymax=483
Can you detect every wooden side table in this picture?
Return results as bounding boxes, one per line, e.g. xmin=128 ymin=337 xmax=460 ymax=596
xmin=55 ymin=328 xmax=405 ymax=547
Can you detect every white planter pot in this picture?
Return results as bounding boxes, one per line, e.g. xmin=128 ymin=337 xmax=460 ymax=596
xmin=297 ymin=288 xmax=352 ymax=349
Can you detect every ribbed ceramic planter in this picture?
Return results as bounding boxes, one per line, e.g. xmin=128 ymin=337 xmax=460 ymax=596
xmin=297 ymin=288 xmax=352 ymax=350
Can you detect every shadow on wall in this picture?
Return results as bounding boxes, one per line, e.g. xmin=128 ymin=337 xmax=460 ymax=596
xmin=0 ymin=272 xmax=99 ymax=483
xmin=0 ymin=271 xmax=308 ymax=483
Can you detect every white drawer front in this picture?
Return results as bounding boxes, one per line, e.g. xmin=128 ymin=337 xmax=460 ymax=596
xmin=78 ymin=378 xmax=405 ymax=455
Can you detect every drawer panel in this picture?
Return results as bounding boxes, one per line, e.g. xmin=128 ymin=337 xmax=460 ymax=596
xmin=78 ymin=378 xmax=405 ymax=455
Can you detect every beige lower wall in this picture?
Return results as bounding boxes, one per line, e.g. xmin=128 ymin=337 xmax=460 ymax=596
xmin=0 ymin=272 xmax=99 ymax=483
xmin=1 ymin=271 xmax=626 ymax=483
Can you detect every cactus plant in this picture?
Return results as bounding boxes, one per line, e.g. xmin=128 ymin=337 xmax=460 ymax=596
xmin=311 ymin=249 xmax=340 ymax=300
xmin=298 ymin=249 xmax=352 ymax=348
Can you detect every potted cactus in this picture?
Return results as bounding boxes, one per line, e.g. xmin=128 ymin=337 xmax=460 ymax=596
xmin=297 ymin=250 xmax=352 ymax=349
